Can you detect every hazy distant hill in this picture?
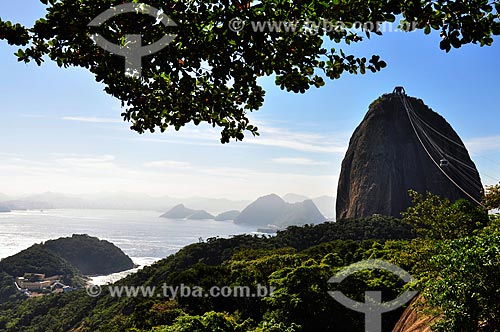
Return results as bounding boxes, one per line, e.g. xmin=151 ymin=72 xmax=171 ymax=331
xmin=188 ymin=211 xmax=216 ymax=220
xmin=236 ymin=194 xmax=288 ymax=226
xmin=160 ymin=204 xmax=215 ymax=220
xmin=311 ymin=195 xmax=335 ymax=219
xmin=0 ymin=193 xmax=10 ymax=202
xmin=0 ymin=205 xmax=10 ymax=213
xmin=2 ymin=192 xmax=171 ymax=211
xmin=180 ymin=197 xmax=250 ymax=214
xmin=0 ymin=191 xmax=249 ymax=213
xmin=3 ymin=192 xmax=88 ymax=210
xmin=282 ymin=193 xmax=335 ymax=219
xmin=81 ymin=192 xmax=174 ymax=211
xmin=235 ymin=194 xmax=325 ymax=227
xmin=283 ymin=193 xmax=310 ymax=204
xmin=0 ymin=191 xmax=331 ymax=218
xmin=214 ymin=210 xmax=241 ymax=221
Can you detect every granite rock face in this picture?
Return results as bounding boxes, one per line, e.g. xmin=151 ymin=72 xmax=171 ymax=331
xmin=336 ymin=93 xmax=482 ymax=220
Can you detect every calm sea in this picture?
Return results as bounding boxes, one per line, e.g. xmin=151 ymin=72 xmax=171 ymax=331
xmin=0 ymin=209 xmax=256 ymax=284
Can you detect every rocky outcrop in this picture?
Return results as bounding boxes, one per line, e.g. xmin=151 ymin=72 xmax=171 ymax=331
xmin=336 ymin=93 xmax=482 ymax=220
xmin=393 ymin=296 xmax=439 ymax=332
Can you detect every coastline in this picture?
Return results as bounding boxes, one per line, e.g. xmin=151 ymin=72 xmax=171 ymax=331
xmin=87 ymin=257 xmax=160 ymax=285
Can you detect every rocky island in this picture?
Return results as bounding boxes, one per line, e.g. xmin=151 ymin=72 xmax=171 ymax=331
xmin=160 ymin=204 xmax=215 ymax=220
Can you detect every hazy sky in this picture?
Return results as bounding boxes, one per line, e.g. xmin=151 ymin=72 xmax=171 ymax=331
xmin=1 ymin=1 xmax=499 ymax=200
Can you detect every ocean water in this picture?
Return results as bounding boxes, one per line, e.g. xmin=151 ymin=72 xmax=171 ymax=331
xmin=0 ymin=209 xmax=256 ymax=283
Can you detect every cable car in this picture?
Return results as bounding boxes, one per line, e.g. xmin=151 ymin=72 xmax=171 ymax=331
xmin=439 ymin=158 xmax=449 ymax=167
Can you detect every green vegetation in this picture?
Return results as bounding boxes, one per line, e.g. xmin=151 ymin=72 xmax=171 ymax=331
xmin=0 ymin=215 xmax=414 ymax=331
xmin=0 ymin=273 xmax=23 ymax=304
xmin=43 ymin=234 xmax=135 ymax=275
xmin=0 ymin=244 xmax=78 ymax=278
xmin=0 ymin=234 xmax=135 ymax=303
xmin=419 ymin=224 xmax=500 ymax=331
xmin=0 ymin=194 xmax=498 ymax=331
xmin=484 ymin=181 xmax=500 ymax=210
xmin=1 ymin=1 xmax=498 ymax=142
xmin=402 ymin=190 xmax=488 ymax=240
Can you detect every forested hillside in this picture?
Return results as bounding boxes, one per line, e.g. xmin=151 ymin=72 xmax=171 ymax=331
xmin=0 ymin=189 xmax=498 ymax=332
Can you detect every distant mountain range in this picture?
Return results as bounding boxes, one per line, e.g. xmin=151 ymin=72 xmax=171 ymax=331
xmin=0 ymin=191 xmax=335 ymax=223
xmin=158 ymin=194 xmax=329 ymax=227
xmin=0 ymin=194 xmax=11 ymax=212
xmin=0 ymin=192 xmax=250 ymax=214
xmin=235 ymin=194 xmax=326 ymax=227
xmin=0 ymin=193 xmax=11 ymax=202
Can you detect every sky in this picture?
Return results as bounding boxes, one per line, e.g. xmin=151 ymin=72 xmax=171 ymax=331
xmin=0 ymin=1 xmax=499 ymax=200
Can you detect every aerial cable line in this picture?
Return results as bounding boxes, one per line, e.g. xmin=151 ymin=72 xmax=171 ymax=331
xmin=480 ymin=172 xmax=500 ymax=183
xmin=405 ymin=101 xmax=469 ymax=160
xmin=445 ymin=154 xmax=478 ymax=172
xmin=401 ymin=95 xmax=483 ymax=205
xmin=473 ymin=153 xmax=500 ymax=169
xmin=403 ymin=99 xmax=466 ymax=148
xmin=409 ymin=114 xmax=482 ymax=191
xmin=408 ymin=108 xmax=485 ymax=191
xmin=448 ymin=163 xmax=484 ymax=192
xmin=408 ymin=113 xmax=469 ymax=158
xmin=404 ymin=99 xmax=482 ymax=190
xmin=403 ymin=97 xmax=468 ymax=153
xmin=470 ymin=154 xmax=500 ymax=182
xmin=398 ymin=94 xmax=484 ymax=207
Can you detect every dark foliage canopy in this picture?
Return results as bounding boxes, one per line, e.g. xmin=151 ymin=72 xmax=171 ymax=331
xmin=1 ymin=0 xmax=499 ymax=142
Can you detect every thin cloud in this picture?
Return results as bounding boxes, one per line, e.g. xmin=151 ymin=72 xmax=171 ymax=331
xmin=62 ymin=116 xmax=122 ymax=124
xmin=0 ymin=154 xmax=337 ymax=199
xmin=245 ymin=124 xmax=348 ymax=154
xmin=144 ymin=160 xmax=192 ymax=168
xmin=248 ymin=137 xmax=346 ymax=154
xmin=113 ymin=120 xmax=348 ymax=154
xmin=124 ymin=120 xmax=348 ymax=154
xmin=271 ymin=157 xmax=328 ymax=165
xmin=465 ymin=135 xmax=500 ymax=154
